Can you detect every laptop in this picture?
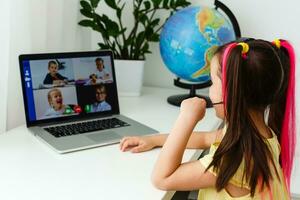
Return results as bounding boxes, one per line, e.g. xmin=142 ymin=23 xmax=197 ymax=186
xmin=19 ymin=50 xmax=157 ymax=153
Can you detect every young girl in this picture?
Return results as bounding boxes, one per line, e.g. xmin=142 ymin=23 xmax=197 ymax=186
xmin=119 ymin=39 xmax=296 ymax=199
xmin=94 ymin=57 xmax=110 ymax=80
xmin=44 ymin=88 xmax=74 ymax=117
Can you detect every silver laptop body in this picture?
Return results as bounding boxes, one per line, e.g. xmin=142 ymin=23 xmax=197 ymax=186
xmin=19 ymin=51 xmax=157 ymax=153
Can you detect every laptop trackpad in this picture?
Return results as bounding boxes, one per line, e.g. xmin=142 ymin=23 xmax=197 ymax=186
xmin=86 ymin=131 xmax=121 ymax=142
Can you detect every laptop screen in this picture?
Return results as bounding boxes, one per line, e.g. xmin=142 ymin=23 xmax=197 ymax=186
xmin=19 ymin=51 xmax=120 ymax=126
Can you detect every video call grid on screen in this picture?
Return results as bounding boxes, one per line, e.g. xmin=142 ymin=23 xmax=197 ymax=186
xmin=21 ymin=55 xmax=118 ymax=122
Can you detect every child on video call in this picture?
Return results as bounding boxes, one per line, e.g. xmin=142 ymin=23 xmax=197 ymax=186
xmin=94 ymin=57 xmax=110 ymax=80
xmin=90 ymin=84 xmax=111 ymax=112
xmin=44 ymin=88 xmax=74 ymax=117
xmin=43 ymin=60 xmax=68 ymax=85
xmin=119 ymin=39 xmax=296 ymax=199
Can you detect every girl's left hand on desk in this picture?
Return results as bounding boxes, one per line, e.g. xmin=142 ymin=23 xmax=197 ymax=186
xmin=119 ymin=136 xmax=156 ymax=153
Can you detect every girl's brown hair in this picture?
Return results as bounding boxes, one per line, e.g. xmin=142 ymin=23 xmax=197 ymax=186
xmin=48 ymin=60 xmax=57 ymax=69
xmin=207 ymin=39 xmax=293 ymax=196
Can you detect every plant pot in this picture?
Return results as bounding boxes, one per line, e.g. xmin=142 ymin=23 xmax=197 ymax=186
xmin=114 ymin=59 xmax=145 ymax=96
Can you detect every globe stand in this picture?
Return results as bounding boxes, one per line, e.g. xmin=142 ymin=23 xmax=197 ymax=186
xmin=167 ymin=78 xmax=213 ymax=108
xmin=214 ymin=0 xmax=241 ymax=38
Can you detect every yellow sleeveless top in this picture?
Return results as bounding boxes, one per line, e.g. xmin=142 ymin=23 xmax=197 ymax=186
xmin=198 ymin=128 xmax=290 ymax=200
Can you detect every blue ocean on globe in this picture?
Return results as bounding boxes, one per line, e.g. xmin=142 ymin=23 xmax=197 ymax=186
xmin=160 ymin=6 xmax=236 ymax=83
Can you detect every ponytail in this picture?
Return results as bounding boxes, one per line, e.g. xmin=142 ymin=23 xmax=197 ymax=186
xmin=210 ymin=39 xmax=295 ymax=197
xmin=221 ymin=43 xmax=238 ymax=111
xmin=278 ymin=40 xmax=296 ymax=191
xmin=211 ymin=41 xmax=276 ymax=196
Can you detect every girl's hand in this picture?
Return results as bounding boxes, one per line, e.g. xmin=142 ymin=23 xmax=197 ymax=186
xmin=180 ymin=97 xmax=206 ymax=123
xmin=119 ymin=136 xmax=156 ymax=153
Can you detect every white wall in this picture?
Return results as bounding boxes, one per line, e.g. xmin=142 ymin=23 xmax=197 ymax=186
xmin=6 ymin=0 xmax=91 ymax=131
xmin=0 ymin=0 xmax=10 ymax=133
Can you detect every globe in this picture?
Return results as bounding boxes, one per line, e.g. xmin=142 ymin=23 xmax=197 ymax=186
xmin=160 ymin=6 xmax=236 ymax=83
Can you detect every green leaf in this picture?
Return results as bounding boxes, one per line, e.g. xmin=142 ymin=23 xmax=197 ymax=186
xmin=143 ymin=1 xmax=151 ymax=10
xmin=112 ymin=42 xmax=116 ymax=49
xmin=90 ymin=0 xmax=100 ymax=8
xmin=163 ymin=0 xmax=170 ymax=8
xmin=91 ymin=14 xmax=109 ymax=38
xmin=101 ymin=15 xmax=120 ymax=37
xmin=152 ymin=0 xmax=163 ymax=8
xmin=140 ymin=13 xmax=149 ymax=25
xmin=107 ymin=29 xmax=119 ymax=37
xmin=104 ymin=0 xmax=118 ymax=9
xmin=116 ymin=3 xmax=125 ymax=19
xmin=124 ymin=37 xmax=133 ymax=47
xmin=170 ymin=0 xmax=175 ymax=8
xmin=141 ymin=43 xmax=151 ymax=53
xmin=80 ymin=9 xmax=93 ymax=18
xmin=98 ymin=42 xmax=111 ymax=49
xmin=120 ymin=47 xmax=129 ymax=59
xmin=133 ymin=9 xmax=139 ymax=19
xmin=120 ymin=28 xmax=127 ymax=34
xmin=145 ymin=27 xmax=154 ymax=39
xmin=80 ymin=1 xmax=92 ymax=11
xmin=93 ymin=24 xmax=104 ymax=34
xmin=116 ymin=8 xmax=122 ymax=19
xmin=175 ymin=0 xmax=191 ymax=7
xmin=92 ymin=15 xmax=102 ymax=25
xmin=149 ymin=33 xmax=160 ymax=42
xmin=93 ymin=12 xmax=102 ymax=21
xmin=150 ymin=18 xmax=160 ymax=26
xmin=135 ymin=31 xmax=146 ymax=47
xmin=78 ymin=19 xmax=94 ymax=27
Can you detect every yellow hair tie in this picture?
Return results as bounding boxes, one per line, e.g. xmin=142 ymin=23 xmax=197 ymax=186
xmin=273 ymin=39 xmax=281 ymax=48
xmin=237 ymin=42 xmax=249 ymax=54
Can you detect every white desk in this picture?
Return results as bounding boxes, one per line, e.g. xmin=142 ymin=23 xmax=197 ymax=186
xmin=0 ymin=87 xmax=221 ymax=200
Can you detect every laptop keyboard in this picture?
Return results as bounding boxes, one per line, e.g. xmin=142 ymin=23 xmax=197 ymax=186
xmin=44 ymin=118 xmax=130 ymax=138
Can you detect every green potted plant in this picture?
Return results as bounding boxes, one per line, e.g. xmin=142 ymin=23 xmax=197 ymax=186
xmin=78 ymin=0 xmax=190 ymax=95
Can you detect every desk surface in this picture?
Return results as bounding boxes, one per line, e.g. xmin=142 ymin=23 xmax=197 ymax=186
xmin=0 ymin=87 xmax=221 ymax=200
